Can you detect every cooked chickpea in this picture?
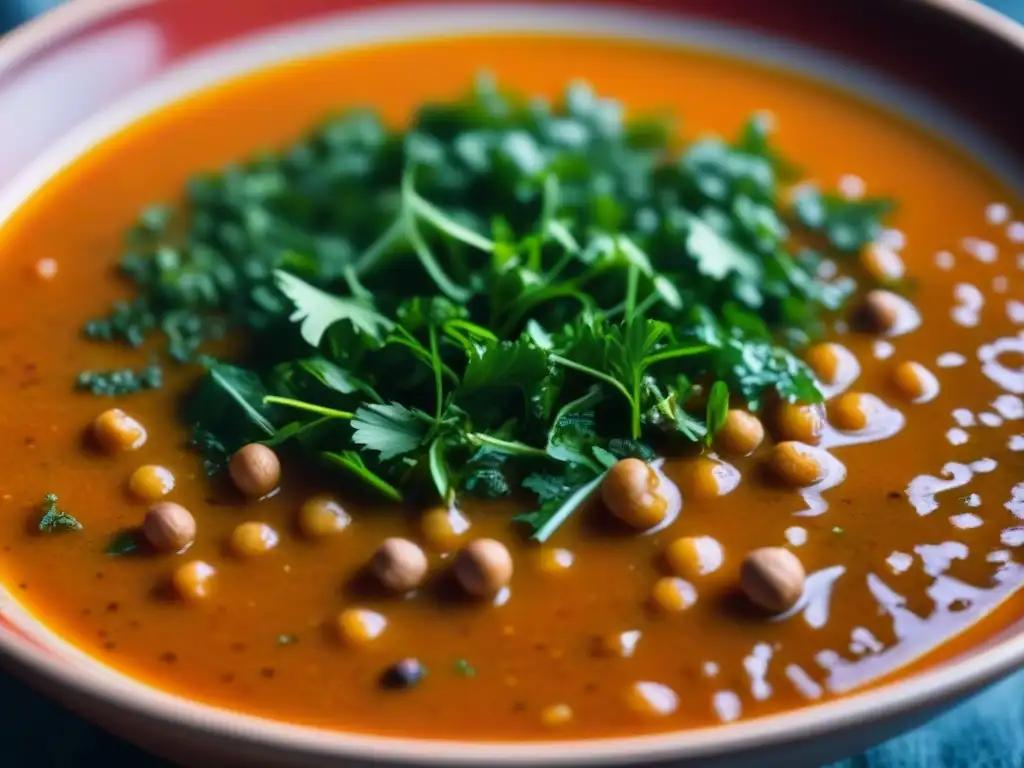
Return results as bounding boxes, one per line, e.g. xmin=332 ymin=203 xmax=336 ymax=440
xmin=229 ymin=521 xmax=279 ymax=557
xmin=171 ymin=560 xmax=215 ymax=603
xmin=650 ymin=576 xmax=697 ymax=613
xmin=891 ymin=361 xmax=939 ymax=403
xmin=804 ymin=342 xmax=842 ymax=385
xmin=297 ymin=494 xmax=351 ymax=539
xmin=420 ymin=505 xmax=470 ymax=551
xmin=664 ymin=536 xmax=723 ymax=580
xmin=740 ymin=547 xmax=806 ymax=613
xmin=142 ymin=502 xmax=196 ymax=554
xmin=538 ymin=548 xmax=575 ymax=575
xmin=92 ymin=408 xmax=147 ymax=452
xmin=129 ymin=465 xmax=175 ymax=501
xmin=336 ymin=608 xmax=387 ymax=647
xmin=541 ymin=704 xmax=573 ymax=727
xmin=775 ymin=401 xmax=826 ymax=445
xmin=855 ymin=289 xmax=901 ymax=334
xmin=828 ymin=391 xmax=870 ymax=431
xmin=625 ymin=681 xmax=679 ymax=716
xmin=593 ymin=630 xmax=642 ymax=658
xmin=685 ymin=456 xmax=740 ymax=500
xmin=769 ymin=441 xmax=824 ymax=488
xmin=715 ymin=409 xmax=764 ymax=456
xmin=228 ymin=443 xmax=280 ymax=498
xmin=861 ymin=243 xmax=905 ymax=282
xmin=453 ymin=538 xmax=513 ymax=598
xmin=371 ymin=538 xmax=428 ymax=593
xmin=601 ymin=459 xmax=668 ymax=530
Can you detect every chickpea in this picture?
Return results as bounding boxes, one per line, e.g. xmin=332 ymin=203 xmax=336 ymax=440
xmin=592 ymin=630 xmax=642 ymax=659
xmin=650 ymin=576 xmax=697 ymax=613
xmin=740 ymin=547 xmax=806 ymax=613
xmin=371 ymin=538 xmax=428 ymax=593
xmin=685 ymin=456 xmax=739 ymax=500
xmin=230 ymin=521 xmax=279 ymax=557
xmin=92 ymin=408 xmax=147 ymax=452
xmin=538 ymin=548 xmax=575 ymax=575
xmin=541 ymin=704 xmax=573 ymax=727
xmin=129 ymin=465 xmax=175 ymax=501
xmin=228 ymin=443 xmax=280 ymax=498
xmin=891 ymin=361 xmax=939 ymax=403
xmin=854 ymin=289 xmax=901 ymax=334
xmin=298 ymin=494 xmax=351 ymax=539
xmin=828 ymin=391 xmax=871 ymax=431
xmin=804 ymin=342 xmax=842 ymax=386
xmin=625 ymin=681 xmax=679 ymax=716
xmin=420 ymin=506 xmax=470 ymax=551
xmin=775 ymin=401 xmax=826 ymax=445
xmin=453 ymin=538 xmax=513 ymax=598
xmin=171 ymin=560 xmax=215 ymax=603
xmin=664 ymin=536 xmax=723 ymax=580
xmin=142 ymin=502 xmax=196 ymax=554
xmin=601 ymin=459 xmax=668 ymax=530
xmin=769 ymin=442 xmax=824 ymax=488
xmin=336 ymin=608 xmax=387 ymax=647
xmin=715 ymin=409 xmax=764 ymax=456
xmin=861 ymin=243 xmax=905 ymax=282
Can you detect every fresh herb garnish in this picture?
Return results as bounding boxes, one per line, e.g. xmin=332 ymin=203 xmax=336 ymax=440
xmin=38 ymin=494 xmax=82 ymax=532
xmin=83 ymin=77 xmax=893 ymax=539
xmin=453 ymin=658 xmax=477 ymax=677
xmin=76 ymin=364 xmax=163 ymax=396
xmin=105 ymin=529 xmax=139 ymax=555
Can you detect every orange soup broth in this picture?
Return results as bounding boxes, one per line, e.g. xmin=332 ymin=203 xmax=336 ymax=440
xmin=0 ymin=35 xmax=1021 ymax=739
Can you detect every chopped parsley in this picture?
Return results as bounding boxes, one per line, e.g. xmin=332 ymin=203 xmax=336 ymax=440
xmin=38 ymin=494 xmax=82 ymax=533
xmin=82 ymin=77 xmax=893 ymax=540
xmin=453 ymin=658 xmax=477 ymax=677
xmin=76 ymin=363 xmax=163 ymax=396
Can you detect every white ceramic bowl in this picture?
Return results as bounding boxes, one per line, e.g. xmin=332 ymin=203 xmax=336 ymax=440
xmin=0 ymin=1 xmax=1021 ymax=765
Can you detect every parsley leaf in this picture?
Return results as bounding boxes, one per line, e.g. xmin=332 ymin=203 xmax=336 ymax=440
xmin=276 ymin=271 xmax=394 ymax=347
xmin=38 ymin=494 xmax=82 ymax=533
xmin=351 ymin=403 xmax=431 ymax=460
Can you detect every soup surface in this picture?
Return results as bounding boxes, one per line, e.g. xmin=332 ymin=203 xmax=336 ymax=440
xmin=0 ymin=34 xmax=1022 ymax=740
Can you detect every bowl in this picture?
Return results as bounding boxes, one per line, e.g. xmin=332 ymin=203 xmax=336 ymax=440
xmin=0 ymin=0 xmax=1021 ymax=765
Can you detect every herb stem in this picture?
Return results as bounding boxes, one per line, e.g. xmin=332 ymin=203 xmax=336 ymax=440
xmin=263 ymin=396 xmax=354 ymax=420
xmin=625 ymin=263 xmax=639 ymax=323
xmin=429 ymin=326 xmax=443 ymax=423
xmin=467 ymin=433 xmax=550 ymax=459
xmin=549 ymin=354 xmax=634 ymax=405
xmin=642 ymin=345 xmax=713 ymax=367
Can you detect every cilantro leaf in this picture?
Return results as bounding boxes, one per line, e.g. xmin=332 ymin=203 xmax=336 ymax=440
xmin=276 ymin=271 xmax=394 ymax=347
xmin=350 ymin=402 xmax=431 ymax=460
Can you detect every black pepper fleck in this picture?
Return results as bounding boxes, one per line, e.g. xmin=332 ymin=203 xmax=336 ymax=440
xmin=381 ymin=658 xmax=426 ymax=690
xmin=106 ymin=602 xmax=119 ymax=613
xmin=160 ymin=651 xmax=178 ymax=664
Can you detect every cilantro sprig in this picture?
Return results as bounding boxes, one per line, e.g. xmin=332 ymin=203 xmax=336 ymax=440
xmin=81 ymin=77 xmax=894 ymax=539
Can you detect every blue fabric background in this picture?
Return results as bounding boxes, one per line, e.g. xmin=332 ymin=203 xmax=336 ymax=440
xmin=0 ymin=1 xmax=1021 ymax=765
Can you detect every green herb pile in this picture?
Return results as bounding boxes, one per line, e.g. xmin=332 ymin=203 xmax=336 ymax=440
xmin=81 ymin=77 xmax=893 ymax=541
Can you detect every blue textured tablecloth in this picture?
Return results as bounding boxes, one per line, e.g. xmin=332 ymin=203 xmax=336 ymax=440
xmin=0 ymin=1 xmax=1022 ymax=765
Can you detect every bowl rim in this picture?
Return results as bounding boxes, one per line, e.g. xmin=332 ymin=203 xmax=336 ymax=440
xmin=0 ymin=0 xmax=1023 ymax=764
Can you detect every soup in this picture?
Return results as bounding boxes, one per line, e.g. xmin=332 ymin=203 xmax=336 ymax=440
xmin=0 ymin=34 xmax=1021 ymax=741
